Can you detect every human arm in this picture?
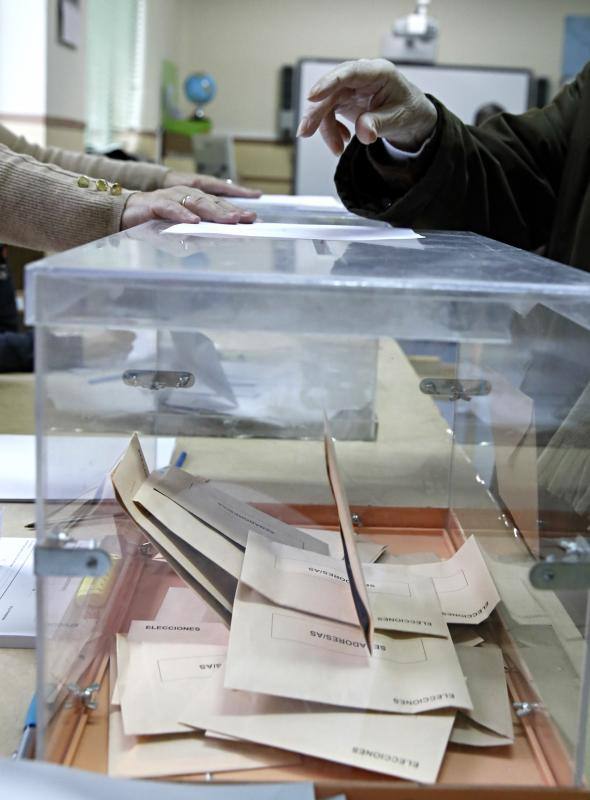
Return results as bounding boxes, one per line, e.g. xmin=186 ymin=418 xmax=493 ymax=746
xmin=0 ymin=124 xmax=169 ymax=191
xmin=299 ymin=59 xmax=584 ymax=251
xmin=0 ymin=147 xmax=254 ymax=252
xmin=0 ymin=125 xmax=261 ymax=197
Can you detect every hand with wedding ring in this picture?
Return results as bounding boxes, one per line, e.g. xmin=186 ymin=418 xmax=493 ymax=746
xmin=120 ymin=186 xmax=256 ymax=230
xmin=162 ymin=170 xmax=262 ymax=198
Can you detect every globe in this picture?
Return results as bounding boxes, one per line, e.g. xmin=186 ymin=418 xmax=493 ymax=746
xmin=184 ymin=72 xmax=217 ymax=108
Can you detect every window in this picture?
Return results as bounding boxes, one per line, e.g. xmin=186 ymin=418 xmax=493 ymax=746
xmin=85 ymin=0 xmax=146 ymax=151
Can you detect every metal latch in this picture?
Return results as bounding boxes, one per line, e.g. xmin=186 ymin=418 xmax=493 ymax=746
xmin=529 ymin=537 xmax=590 ymax=591
xmin=66 ymin=682 xmax=101 ymax=711
xmin=513 ymin=701 xmax=542 ymax=717
xmin=122 ymin=369 xmax=195 ymax=390
xmin=35 ymin=535 xmax=111 ymax=578
xmin=420 ymin=378 xmax=491 ymax=401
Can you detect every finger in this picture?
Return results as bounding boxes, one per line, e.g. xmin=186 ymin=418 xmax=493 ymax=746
xmin=336 ymin=119 xmax=352 ymax=148
xmin=355 ymin=111 xmax=380 ymax=145
xmin=210 ymin=181 xmax=262 ymax=199
xmin=319 ymin=112 xmax=348 ymax=156
xmin=153 ymin=200 xmax=201 ymax=223
xmin=187 ymin=194 xmax=244 ymax=224
xmin=192 ymin=176 xmax=262 ymax=198
xmin=308 ymin=59 xmax=392 ymax=101
xmin=236 ymin=209 xmax=256 ymax=223
xmin=297 ymin=89 xmax=352 ymax=137
xmin=307 ymin=60 xmax=359 ymax=100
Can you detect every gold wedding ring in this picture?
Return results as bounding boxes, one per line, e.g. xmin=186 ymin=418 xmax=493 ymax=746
xmin=180 ymin=194 xmax=192 ymax=207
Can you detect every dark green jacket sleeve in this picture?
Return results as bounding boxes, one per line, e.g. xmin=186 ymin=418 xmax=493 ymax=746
xmin=335 ymin=65 xmax=587 ymax=252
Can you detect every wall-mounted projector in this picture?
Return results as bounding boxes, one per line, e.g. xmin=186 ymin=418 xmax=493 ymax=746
xmin=381 ymin=0 xmax=439 ymax=64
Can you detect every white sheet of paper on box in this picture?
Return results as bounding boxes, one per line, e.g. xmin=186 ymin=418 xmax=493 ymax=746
xmin=0 ymin=537 xmax=35 ymax=647
xmin=163 ymin=221 xmax=423 ymax=242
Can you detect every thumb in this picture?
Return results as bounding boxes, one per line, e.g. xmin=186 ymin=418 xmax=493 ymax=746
xmin=355 ymin=111 xmax=380 ymax=145
xmin=356 ymin=109 xmax=401 ymax=145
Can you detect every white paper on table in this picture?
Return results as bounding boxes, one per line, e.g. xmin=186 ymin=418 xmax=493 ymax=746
xmin=225 ymin=584 xmax=472 ymax=715
xmin=0 ymin=537 xmax=35 ymax=647
xmin=242 ymin=532 xmax=448 ymax=637
xmin=181 ymin=684 xmax=454 ymax=784
xmin=450 ymin=644 xmax=514 ymax=747
xmin=108 ymin=709 xmax=302 ymax=779
xmin=163 ymin=222 xmax=423 ymax=242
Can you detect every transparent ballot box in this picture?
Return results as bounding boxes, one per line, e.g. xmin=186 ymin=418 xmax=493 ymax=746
xmin=26 ymin=210 xmax=590 ymax=793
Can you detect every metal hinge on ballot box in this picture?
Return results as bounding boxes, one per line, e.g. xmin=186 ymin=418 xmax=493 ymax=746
xmin=420 ymin=378 xmax=491 ymax=401
xmin=35 ymin=531 xmax=111 ymax=578
xmin=122 ymin=369 xmax=194 ymax=390
xmin=529 ymin=537 xmax=590 ymax=591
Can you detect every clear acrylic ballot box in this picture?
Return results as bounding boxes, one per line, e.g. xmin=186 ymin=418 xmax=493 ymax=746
xmin=26 ymin=203 xmax=590 ymax=796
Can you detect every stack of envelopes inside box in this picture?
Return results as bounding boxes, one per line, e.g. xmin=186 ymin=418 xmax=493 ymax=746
xmin=110 ymin=431 xmax=512 ymax=784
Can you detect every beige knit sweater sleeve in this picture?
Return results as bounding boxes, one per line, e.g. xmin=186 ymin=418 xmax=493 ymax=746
xmin=0 ymin=143 xmax=131 ymax=251
xmin=0 ymin=124 xmax=170 ymax=191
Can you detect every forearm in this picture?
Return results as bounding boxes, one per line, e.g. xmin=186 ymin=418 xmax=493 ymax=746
xmin=336 ymin=73 xmax=581 ymax=250
xmin=0 ymin=145 xmax=131 ymax=251
xmin=0 ymin=125 xmax=169 ymax=191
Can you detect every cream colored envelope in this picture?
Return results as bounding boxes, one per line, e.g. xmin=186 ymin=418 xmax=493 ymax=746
xmin=151 ymin=465 xmax=329 ymax=554
xmin=449 ymin=626 xmax=484 ymax=648
xmin=126 ymin=619 xmax=229 ymax=645
xmin=111 ymin=435 xmax=232 ymax=621
xmin=379 ymin=552 xmax=441 ymax=565
xmin=241 ymin=531 xmax=448 ymax=637
xmin=118 ymin=634 xmax=229 ymax=736
xmin=135 ymin=472 xmax=244 ymax=580
xmin=450 ymin=643 xmax=514 ymax=747
xmin=224 ymin=584 xmax=472 ymax=715
xmin=180 ymin=689 xmax=454 ymax=784
xmin=324 ymin=424 xmax=374 ymax=652
xmin=156 ymin=587 xmax=227 ymax=625
xmin=301 ymin=527 xmax=386 ymax=564
xmin=406 ymin=536 xmax=500 ymax=625
xmin=108 ymin=709 xmax=302 ymax=778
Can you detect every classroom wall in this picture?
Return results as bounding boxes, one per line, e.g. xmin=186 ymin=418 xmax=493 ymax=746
xmin=46 ymin=0 xmax=86 ymax=123
xmin=0 ymin=0 xmax=85 ymax=148
xmin=172 ymin=0 xmax=590 ymax=138
xmin=0 ymin=0 xmax=48 ymax=143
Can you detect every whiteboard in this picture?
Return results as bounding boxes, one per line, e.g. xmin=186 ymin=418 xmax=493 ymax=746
xmin=294 ymin=60 xmax=532 ymax=196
